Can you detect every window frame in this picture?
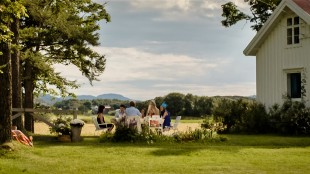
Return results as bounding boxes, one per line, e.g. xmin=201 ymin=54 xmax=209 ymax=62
xmin=284 ymin=68 xmax=304 ymax=100
xmin=287 ymin=72 xmax=301 ymax=99
xmin=286 ymin=16 xmax=300 ymax=45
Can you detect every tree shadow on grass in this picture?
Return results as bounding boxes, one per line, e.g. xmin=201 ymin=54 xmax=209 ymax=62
xmin=31 ymin=134 xmax=310 ymax=156
xmin=32 ymin=135 xmax=101 ymax=146
xmin=149 ymin=144 xmax=206 ymax=156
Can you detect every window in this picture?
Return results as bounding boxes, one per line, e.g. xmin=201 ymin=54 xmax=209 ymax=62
xmin=287 ymin=17 xmax=300 ymax=45
xmin=287 ymin=73 xmax=301 ymax=98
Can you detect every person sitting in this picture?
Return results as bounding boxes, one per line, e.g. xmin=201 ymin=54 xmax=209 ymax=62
xmin=160 ymin=102 xmax=171 ymax=130
xmin=146 ymin=99 xmax=159 ymax=117
xmin=111 ymin=104 xmax=126 ymax=126
xmin=125 ymin=101 xmax=142 ymax=132
xmin=97 ymin=105 xmax=114 ymax=132
xmin=125 ymin=101 xmax=142 ymax=117
xmin=140 ymin=108 xmax=146 ymax=118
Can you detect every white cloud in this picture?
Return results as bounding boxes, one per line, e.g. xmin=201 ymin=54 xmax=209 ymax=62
xmin=127 ymin=0 xmax=250 ymax=22
xmin=52 ymin=1 xmax=256 ymax=100
xmin=231 ymin=0 xmax=250 ymax=9
xmin=92 ymin=47 xmax=218 ymax=82
xmin=130 ymin=0 xmax=191 ymax=11
xmin=201 ymin=1 xmax=221 ymax=10
xmin=53 ymin=47 xmax=255 ymax=100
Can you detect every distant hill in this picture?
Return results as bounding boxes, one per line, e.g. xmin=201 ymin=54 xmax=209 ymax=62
xmin=37 ymin=93 xmax=131 ymax=105
xmin=76 ymin=95 xmax=96 ymax=100
xmin=97 ymin=93 xmax=130 ymax=100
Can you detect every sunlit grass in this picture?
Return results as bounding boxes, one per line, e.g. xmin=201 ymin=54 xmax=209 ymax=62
xmin=1 ymin=135 xmax=310 ymax=174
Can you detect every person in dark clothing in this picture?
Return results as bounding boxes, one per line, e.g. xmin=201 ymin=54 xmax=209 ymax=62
xmin=159 ymin=102 xmax=171 ymax=129
xmin=97 ymin=105 xmax=114 ymax=132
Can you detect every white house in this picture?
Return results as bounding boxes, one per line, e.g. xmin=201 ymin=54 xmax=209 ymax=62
xmin=244 ymin=0 xmax=310 ymax=108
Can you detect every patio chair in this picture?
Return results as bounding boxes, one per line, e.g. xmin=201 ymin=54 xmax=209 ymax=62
xmin=126 ymin=116 xmax=142 ymax=133
xmin=92 ymin=116 xmax=114 ymax=135
xmin=169 ymin=116 xmax=181 ymax=133
xmin=148 ymin=116 xmax=164 ymax=135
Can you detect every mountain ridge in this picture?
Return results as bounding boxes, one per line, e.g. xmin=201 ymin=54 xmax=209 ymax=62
xmin=38 ymin=93 xmax=131 ymax=105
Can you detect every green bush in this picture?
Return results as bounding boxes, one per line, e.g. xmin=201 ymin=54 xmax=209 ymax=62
xmin=172 ymin=128 xmax=226 ymax=142
xmin=112 ymin=125 xmax=140 ymax=142
xmin=212 ymin=99 xmax=269 ymax=134
xmin=99 ymin=124 xmax=223 ymax=144
xmin=99 ymin=124 xmax=158 ymax=143
xmin=238 ymin=102 xmax=269 ymax=133
xmin=201 ymin=116 xmax=226 ymax=134
xmin=269 ymin=99 xmax=310 ymax=135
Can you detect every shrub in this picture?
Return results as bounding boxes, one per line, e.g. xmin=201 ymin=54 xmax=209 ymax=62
xmin=269 ymin=98 xmax=310 ymax=135
xmin=49 ymin=115 xmax=72 ymax=135
xmin=112 ymin=125 xmax=140 ymax=142
xmin=100 ymin=124 xmax=158 ymax=143
xmin=238 ymin=102 xmax=270 ymax=133
xmin=201 ymin=116 xmax=226 ymax=135
xmin=212 ymin=99 xmax=269 ymax=134
xmin=99 ymin=124 xmax=223 ymax=144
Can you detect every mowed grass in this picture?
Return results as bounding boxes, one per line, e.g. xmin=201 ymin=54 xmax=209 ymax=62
xmin=1 ymin=134 xmax=310 ymax=174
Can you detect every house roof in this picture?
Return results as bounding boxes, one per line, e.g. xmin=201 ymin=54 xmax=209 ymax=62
xmin=293 ymin=0 xmax=310 ymax=14
xmin=244 ymin=0 xmax=310 ymax=56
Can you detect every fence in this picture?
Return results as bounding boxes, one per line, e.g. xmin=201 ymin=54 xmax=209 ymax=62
xmin=12 ymin=108 xmax=79 ymax=135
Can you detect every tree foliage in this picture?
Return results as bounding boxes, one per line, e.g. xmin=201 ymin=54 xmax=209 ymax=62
xmin=19 ymin=0 xmax=111 ymax=131
xmin=21 ymin=0 xmax=111 ymax=97
xmin=1 ymin=0 xmax=111 ymax=134
xmin=221 ymin=0 xmax=281 ymax=31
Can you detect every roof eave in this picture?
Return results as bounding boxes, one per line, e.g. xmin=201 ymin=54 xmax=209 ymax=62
xmin=243 ymin=0 xmax=310 ymax=56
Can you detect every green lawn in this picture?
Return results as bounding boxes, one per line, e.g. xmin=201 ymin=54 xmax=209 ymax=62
xmin=1 ymin=134 xmax=310 ymax=174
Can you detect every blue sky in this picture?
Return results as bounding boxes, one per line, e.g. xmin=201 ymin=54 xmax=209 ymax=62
xmin=55 ymin=0 xmax=257 ymax=100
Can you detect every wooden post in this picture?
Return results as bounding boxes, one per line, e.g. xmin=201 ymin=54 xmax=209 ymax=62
xmin=73 ymin=109 xmax=77 ymax=119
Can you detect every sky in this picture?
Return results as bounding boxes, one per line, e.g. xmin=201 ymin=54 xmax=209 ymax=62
xmin=54 ymin=0 xmax=257 ymax=101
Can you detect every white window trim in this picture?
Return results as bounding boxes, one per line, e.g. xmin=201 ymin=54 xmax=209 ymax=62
xmin=283 ymin=68 xmax=304 ymax=99
xmin=285 ymin=16 xmax=302 ymax=48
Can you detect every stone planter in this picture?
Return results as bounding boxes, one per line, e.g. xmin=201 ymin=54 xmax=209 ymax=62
xmin=58 ymin=135 xmax=71 ymax=142
xmin=70 ymin=125 xmax=83 ymax=142
xmin=70 ymin=119 xmax=85 ymax=142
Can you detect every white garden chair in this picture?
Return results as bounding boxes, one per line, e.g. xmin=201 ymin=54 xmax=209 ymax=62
xmin=92 ymin=116 xmax=114 ymax=135
xmin=169 ymin=116 xmax=181 ymax=133
xmin=148 ymin=115 xmax=164 ymax=135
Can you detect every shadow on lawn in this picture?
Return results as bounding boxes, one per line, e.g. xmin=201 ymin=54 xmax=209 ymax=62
xmin=32 ymin=135 xmax=101 ymax=146
xmin=32 ymin=135 xmax=210 ymax=156
xmin=32 ymin=134 xmax=310 ymax=156
xmin=149 ymin=145 xmax=208 ymax=156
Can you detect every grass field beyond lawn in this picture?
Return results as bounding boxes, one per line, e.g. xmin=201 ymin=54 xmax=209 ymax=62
xmin=1 ymin=134 xmax=310 ymax=174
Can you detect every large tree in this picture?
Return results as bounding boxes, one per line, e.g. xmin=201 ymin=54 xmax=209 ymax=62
xmin=19 ymin=0 xmax=110 ymax=132
xmin=12 ymin=16 xmax=23 ymax=130
xmin=0 ymin=0 xmax=27 ymax=144
xmin=221 ymin=0 xmax=281 ymax=31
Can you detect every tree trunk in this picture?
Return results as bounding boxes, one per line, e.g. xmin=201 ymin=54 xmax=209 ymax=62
xmin=11 ymin=17 xmax=23 ymax=130
xmin=0 ymin=43 xmax=12 ymax=144
xmin=24 ymin=60 xmax=34 ymax=133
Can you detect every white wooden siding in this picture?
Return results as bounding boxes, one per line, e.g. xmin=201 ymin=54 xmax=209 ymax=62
xmin=256 ymin=10 xmax=310 ymax=108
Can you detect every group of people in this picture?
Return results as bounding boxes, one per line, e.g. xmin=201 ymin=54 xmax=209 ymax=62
xmin=96 ymin=100 xmax=171 ymax=132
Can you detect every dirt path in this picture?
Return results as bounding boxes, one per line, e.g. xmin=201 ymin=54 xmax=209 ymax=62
xmin=34 ymin=122 xmax=201 ymax=136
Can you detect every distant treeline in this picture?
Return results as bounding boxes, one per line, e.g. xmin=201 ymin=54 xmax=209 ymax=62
xmin=41 ymin=92 xmax=253 ymax=117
